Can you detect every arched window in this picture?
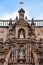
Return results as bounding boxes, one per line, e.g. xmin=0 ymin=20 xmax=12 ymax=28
xmin=18 ymin=29 xmax=25 ymax=38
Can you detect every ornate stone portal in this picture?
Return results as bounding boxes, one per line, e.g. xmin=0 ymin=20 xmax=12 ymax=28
xmin=0 ymin=2 xmax=43 ymax=65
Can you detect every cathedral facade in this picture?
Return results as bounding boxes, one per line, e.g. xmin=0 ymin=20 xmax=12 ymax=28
xmin=0 ymin=7 xmax=43 ymax=65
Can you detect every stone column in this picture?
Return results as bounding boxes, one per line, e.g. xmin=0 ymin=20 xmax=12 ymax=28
xmin=32 ymin=51 xmax=39 ymax=65
xmin=3 ymin=49 xmax=11 ymax=65
xmin=26 ymin=43 xmax=30 ymax=63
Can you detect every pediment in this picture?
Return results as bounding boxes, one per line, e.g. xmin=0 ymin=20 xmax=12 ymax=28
xmin=13 ymin=19 xmax=31 ymax=28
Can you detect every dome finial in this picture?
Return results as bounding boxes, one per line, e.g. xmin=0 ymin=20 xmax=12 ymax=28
xmin=19 ymin=1 xmax=24 ymax=8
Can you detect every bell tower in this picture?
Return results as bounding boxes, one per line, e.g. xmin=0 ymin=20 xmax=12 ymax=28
xmin=18 ymin=2 xmax=25 ymax=20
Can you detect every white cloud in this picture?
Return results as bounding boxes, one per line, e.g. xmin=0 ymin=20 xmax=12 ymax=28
xmin=34 ymin=13 xmax=43 ymax=20
xmin=0 ymin=11 xmax=19 ymax=20
xmin=0 ymin=8 xmax=31 ymax=20
xmin=38 ymin=14 xmax=43 ymax=20
xmin=25 ymin=11 xmax=31 ymax=20
xmin=0 ymin=10 xmax=43 ymax=20
xmin=24 ymin=7 xmax=31 ymax=20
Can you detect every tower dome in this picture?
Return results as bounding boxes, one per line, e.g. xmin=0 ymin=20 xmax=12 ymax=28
xmin=18 ymin=8 xmax=25 ymax=13
xmin=18 ymin=8 xmax=25 ymax=20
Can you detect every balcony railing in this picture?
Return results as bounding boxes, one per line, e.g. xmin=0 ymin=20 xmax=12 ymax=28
xmin=0 ymin=20 xmax=43 ymax=26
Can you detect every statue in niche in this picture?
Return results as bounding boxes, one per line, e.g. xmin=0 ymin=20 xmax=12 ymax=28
xmin=19 ymin=30 xmax=24 ymax=38
xmin=19 ymin=49 xmax=25 ymax=59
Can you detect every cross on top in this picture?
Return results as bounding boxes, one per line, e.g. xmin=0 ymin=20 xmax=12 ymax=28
xmin=19 ymin=1 xmax=24 ymax=8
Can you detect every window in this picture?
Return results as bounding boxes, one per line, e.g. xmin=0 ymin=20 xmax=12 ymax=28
xmin=18 ymin=29 xmax=25 ymax=38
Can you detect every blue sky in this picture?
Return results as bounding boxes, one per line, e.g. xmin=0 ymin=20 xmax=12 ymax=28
xmin=0 ymin=0 xmax=43 ymax=20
